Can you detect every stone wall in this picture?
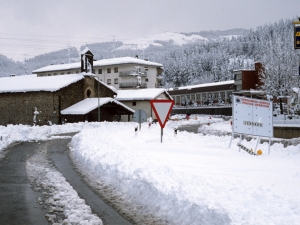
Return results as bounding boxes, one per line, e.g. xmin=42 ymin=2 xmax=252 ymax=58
xmin=0 ymin=80 xmax=85 ymax=126
xmin=273 ymin=126 xmax=300 ymax=139
xmin=0 ymin=76 xmax=117 ymax=126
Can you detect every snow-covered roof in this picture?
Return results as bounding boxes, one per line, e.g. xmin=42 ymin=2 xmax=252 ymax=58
xmin=61 ymin=97 xmax=134 ymax=115
xmin=94 ymin=76 xmax=118 ymax=94
xmin=233 ymin=69 xmax=255 ymax=72
xmin=116 ymin=88 xmax=172 ymax=101
xmin=93 ymin=57 xmax=163 ymax=67
xmin=168 ymin=80 xmax=234 ymax=91
xmin=32 ymin=57 xmax=163 ymax=73
xmin=32 ymin=62 xmax=80 ymax=73
xmin=233 ymin=90 xmax=266 ymax=95
xmin=80 ymin=47 xmax=93 ymax=55
xmin=0 ymin=74 xmax=84 ymax=93
xmin=292 ymin=87 xmax=299 ymax=94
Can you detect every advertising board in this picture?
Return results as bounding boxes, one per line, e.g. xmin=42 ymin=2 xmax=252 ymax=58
xmin=233 ymin=96 xmax=273 ymax=137
xmin=294 ymin=26 xmax=300 ymax=49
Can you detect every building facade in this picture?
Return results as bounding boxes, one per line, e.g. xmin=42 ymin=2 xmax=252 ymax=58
xmin=33 ymin=49 xmax=164 ymax=90
xmin=115 ymin=89 xmax=172 ymax=122
xmin=233 ymin=62 xmax=261 ymax=92
xmin=0 ymin=74 xmax=123 ymax=126
xmin=168 ymin=81 xmax=234 ymax=107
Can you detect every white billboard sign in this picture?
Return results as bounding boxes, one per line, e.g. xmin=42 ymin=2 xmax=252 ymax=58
xmin=233 ymin=96 xmax=273 ymax=137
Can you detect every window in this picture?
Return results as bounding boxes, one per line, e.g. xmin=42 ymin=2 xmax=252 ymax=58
xmin=236 ymin=85 xmax=242 ymax=90
xmin=145 ymin=78 xmax=149 ymax=82
xmin=132 ymin=101 xmax=136 ymax=106
xmin=114 ymin=67 xmax=118 ymax=73
xmin=235 ymin=74 xmax=242 ymax=80
xmin=61 ymin=72 xmax=64 ymax=75
xmin=76 ymin=71 xmax=79 ymax=74
xmin=98 ymin=69 xmax=102 ymax=74
xmin=107 ymin=68 xmax=111 ymax=73
xmin=107 ymin=79 xmax=111 ymax=84
xmin=67 ymin=72 xmax=71 ymax=74
xmin=86 ymin=90 xmax=91 ymax=97
xmin=114 ymin=78 xmax=118 ymax=84
xmin=92 ymin=69 xmax=95 ymax=74
xmin=54 ymin=73 xmax=57 ymax=75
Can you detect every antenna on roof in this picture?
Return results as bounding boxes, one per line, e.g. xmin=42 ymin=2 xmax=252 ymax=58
xmin=112 ymin=35 xmax=116 ymax=58
xmin=24 ymin=54 xmax=27 ymax=75
xmin=66 ymin=44 xmax=71 ymax=64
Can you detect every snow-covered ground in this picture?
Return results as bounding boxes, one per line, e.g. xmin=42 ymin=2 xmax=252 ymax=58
xmin=1 ymin=116 xmax=300 ymax=224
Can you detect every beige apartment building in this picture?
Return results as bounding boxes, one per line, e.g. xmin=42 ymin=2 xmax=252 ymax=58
xmin=33 ymin=48 xmax=164 ymax=90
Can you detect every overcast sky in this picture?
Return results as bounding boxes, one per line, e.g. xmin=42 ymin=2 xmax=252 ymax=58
xmin=1 ymin=0 xmax=299 ymax=62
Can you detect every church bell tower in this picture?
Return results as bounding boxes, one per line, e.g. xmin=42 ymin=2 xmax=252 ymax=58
xmin=80 ymin=47 xmax=94 ymax=73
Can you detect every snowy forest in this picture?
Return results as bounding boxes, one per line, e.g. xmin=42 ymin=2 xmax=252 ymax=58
xmin=1 ymin=18 xmax=300 ymax=101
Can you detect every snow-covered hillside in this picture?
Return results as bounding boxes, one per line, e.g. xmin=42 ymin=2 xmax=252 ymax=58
xmin=116 ymin=32 xmax=208 ymax=50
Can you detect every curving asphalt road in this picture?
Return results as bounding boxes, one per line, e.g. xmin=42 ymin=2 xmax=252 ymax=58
xmin=0 ymin=138 xmax=132 ymax=225
xmin=47 ymin=138 xmax=132 ymax=225
xmin=0 ymin=142 xmax=49 ymax=225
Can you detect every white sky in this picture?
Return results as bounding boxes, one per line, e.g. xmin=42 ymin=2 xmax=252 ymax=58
xmin=1 ymin=0 xmax=299 ymax=62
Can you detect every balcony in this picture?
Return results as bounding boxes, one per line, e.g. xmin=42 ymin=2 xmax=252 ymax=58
xmin=119 ymin=70 xmax=148 ymax=77
xmin=119 ymin=82 xmax=147 ymax=88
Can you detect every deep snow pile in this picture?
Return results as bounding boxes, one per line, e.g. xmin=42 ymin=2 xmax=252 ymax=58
xmin=0 ymin=122 xmax=102 ymax=154
xmin=70 ymin=121 xmax=300 ymax=225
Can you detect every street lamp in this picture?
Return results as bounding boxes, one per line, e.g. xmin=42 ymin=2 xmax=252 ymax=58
xmin=96 ymin=76 xmax=101 ymax=122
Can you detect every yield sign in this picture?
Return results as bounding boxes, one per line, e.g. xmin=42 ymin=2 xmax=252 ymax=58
xmin=150 ymin=100 xmax=174 ymax=128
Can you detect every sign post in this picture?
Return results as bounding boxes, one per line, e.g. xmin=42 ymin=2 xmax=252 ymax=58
xmin=230 ymin=95 xmax=273 ymax=154
xmin=150 ymin=100 xmax=174 ymax=143
xmin=133 ymin=109 xmax=147 ymax=130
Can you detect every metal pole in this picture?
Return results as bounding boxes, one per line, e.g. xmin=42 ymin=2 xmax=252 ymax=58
xmin=186 ymin=89 xmax=187 ymax=114
xmin=229 ymin=132 xmax=234 ymax=148
xmin=139 ymin=110 xmax=141 ymax=130
xmin=255 ymin=136 xmax=260 ymax=152
xmin=268 ymin=137 xmax=271 ymax=154
xmin=161 ymin=128 xmax=163 ymax=143
xmin=97 ymin=77 xmax=100 ymax=122
xmin=238 ymin=134 xmax=242 ymax=152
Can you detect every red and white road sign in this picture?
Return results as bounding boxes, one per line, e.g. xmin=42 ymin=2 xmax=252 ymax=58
xmin=150 ymin=100 xmax=174 ymax=128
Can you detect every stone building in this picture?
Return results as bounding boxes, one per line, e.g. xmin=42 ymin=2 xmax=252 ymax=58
xmin=0 ymin=73 xmax=133 ymax=126
xmin=0 ymin=49 xmax=136 ymax=126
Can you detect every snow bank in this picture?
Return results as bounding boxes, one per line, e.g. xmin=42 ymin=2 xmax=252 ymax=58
xmin=0 ymin=122 xmax=102 ymax=154
xmin=70 ymin=121 xmax=300 ymax=225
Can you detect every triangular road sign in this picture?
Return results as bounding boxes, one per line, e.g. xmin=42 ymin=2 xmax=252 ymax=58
xmin=150 ymin=100 xmax=174 ymax=128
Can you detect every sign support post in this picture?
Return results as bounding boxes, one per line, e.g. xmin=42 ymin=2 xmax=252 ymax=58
xmin=150 ymin=100 xmax=174 ymax=143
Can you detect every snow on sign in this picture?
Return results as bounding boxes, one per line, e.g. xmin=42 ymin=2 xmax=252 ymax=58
xmin=233 ymin=96 xmax=273 ymax=137
xmin=150 ymin=100 xmax=174 ymax=128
